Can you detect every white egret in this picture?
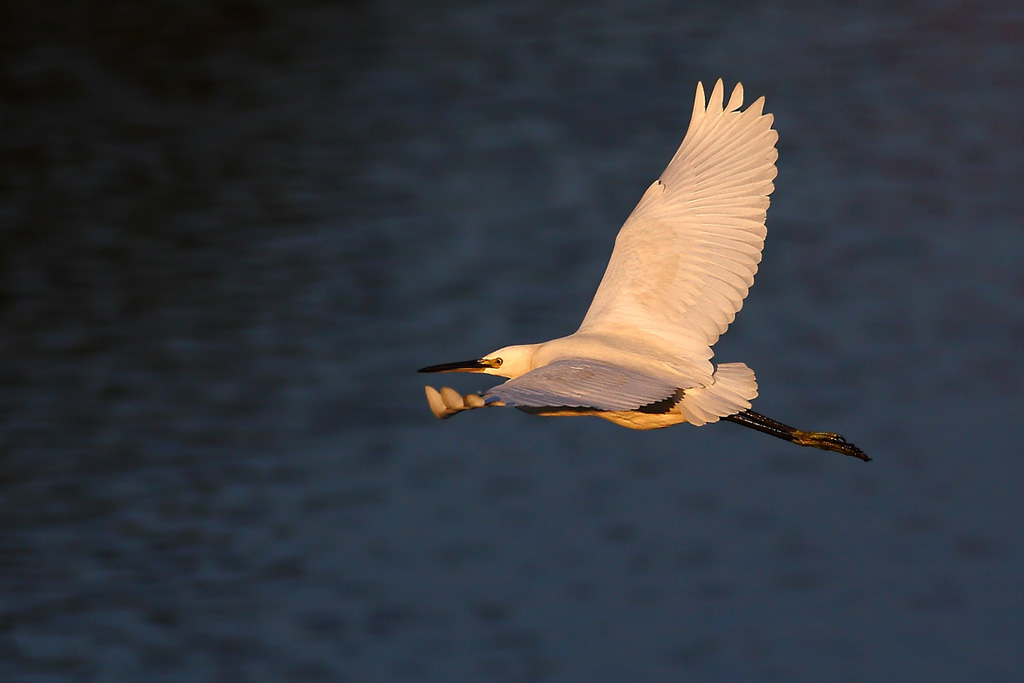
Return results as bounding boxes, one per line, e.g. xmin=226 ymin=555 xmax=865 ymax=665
xmin=420 ymin=80 xmax=868 ymax=461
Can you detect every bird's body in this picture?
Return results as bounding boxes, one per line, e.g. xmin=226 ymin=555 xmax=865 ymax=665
xmin=420 ymin=81 xmax=868 ymax=461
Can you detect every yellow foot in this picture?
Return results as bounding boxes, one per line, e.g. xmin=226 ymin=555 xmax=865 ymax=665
xmin=793 ymin=430 xmax=870 ymax=461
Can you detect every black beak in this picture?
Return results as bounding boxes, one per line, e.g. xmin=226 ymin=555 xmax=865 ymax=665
xmin=418 ymin=358 xmax=491 ymax=373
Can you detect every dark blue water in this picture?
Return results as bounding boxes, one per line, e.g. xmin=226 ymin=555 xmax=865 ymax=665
xmin=2 ymin=1 xmax=1022 ymax=680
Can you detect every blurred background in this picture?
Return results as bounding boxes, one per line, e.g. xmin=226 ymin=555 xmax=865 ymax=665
xmin=2 ymin=0 xmax=1022 ymax=680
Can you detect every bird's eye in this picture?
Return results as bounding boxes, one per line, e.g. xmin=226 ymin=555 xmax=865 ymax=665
xmin=492 ymin=358 xmax=503 ymax=367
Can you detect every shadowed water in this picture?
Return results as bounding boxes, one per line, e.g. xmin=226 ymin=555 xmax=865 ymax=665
xmin=2 ymin=1 xmax=1023 ymax=680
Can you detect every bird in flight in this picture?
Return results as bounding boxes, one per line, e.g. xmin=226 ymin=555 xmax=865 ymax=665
xmin=420 ymin=80 xmax=868 ymax=462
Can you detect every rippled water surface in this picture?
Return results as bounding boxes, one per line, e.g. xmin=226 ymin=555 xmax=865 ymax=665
xmin=2 ymin=1 xmax=1023 ymax=680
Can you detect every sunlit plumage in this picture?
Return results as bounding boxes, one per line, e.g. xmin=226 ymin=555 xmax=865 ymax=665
xmin=420 ymin=80 xmax=868 ymax=461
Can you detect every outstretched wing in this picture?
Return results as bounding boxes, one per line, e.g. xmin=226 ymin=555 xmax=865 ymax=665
xmin=484 ymin=359 xmax=680 ymax=411
xmin=578 ymin=80 xmax=778 ymax=364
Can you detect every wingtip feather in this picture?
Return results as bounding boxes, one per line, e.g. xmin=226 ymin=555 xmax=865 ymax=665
xmin=726 ymin=82 xmax=744 ymax=112
xmin=749 ymin=96 xmax=766 ymax=117
xmin=709 ymin=79 xmax=725 ymax=112
xmin=425 ymin=385 xmax=453 ymax=419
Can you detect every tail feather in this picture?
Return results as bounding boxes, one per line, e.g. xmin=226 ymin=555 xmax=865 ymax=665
xmin=677 ymin=362 xmax=758 ymax=426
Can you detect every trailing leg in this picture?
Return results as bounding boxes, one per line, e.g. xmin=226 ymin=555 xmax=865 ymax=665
xmin=723 ymin=410 xmax=870 ymax=462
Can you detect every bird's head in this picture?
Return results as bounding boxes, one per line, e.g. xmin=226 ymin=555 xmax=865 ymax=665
xmin=418 ymin=343 xmax=539 ymax=379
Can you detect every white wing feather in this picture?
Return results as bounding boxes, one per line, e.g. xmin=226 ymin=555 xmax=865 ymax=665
xmin=577 ymin=80 xmax=778 ymax=368
xmin=485 ymin=359 xmax=679 ymax=411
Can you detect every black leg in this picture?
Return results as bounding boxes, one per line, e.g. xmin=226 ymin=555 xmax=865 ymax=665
xmin=722 ymin=410 xmax=870 ymax=462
